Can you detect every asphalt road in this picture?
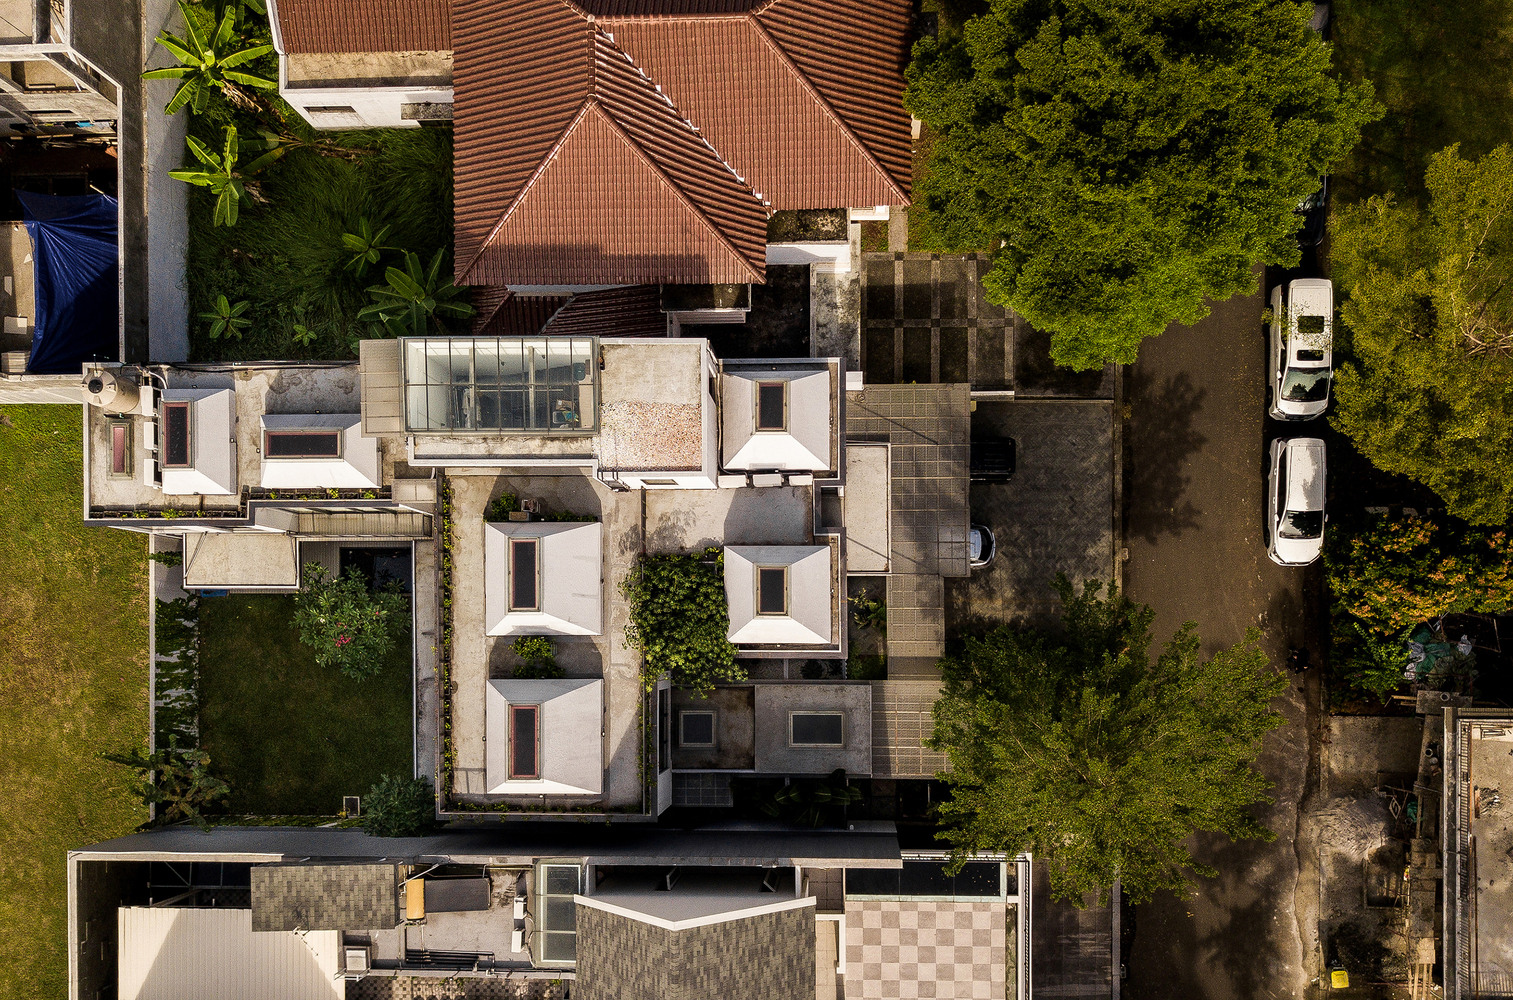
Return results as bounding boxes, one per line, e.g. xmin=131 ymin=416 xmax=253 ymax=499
xmin=1122 ymin=277 xmax=1328 ymax=1000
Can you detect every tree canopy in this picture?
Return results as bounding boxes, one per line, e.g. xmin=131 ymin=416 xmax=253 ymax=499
xmin=623 ymin=548 xmax=744 ymax=694
xmin=905 ymin=0 xmax=1379 ymax=369
xmin=928 ymin=577 xmax=1286 ymax=905
xmin=1330 ymin=144 xmax=1513 ymax=524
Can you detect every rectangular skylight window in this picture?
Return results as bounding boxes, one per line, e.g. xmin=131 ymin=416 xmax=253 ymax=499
xmin=757 ymin=381 xmax=787 ymax=431
xmin=264 ymin=430 xmax=341 ymax=458
xmin=162 ymin=401 xmax=191 ymax=468
xmin=790 ymin=711 xmax=844 ymax=747
xmin=757 ymin=566 xmax=788 ymax=616
xmin=509 ymin=704 xmax=539 ymax=779
xmin=536 ymin=864 xmax=582 ymax=966
xmin=402 ymin=337 xmax=597 ymax=433
xmin=679 ymin=710 xmax=715 ymax=748
xmin=509 ymin=538 xmax=539 ymax=611
xmin=109 ymin=421 xmax=131 ymax=478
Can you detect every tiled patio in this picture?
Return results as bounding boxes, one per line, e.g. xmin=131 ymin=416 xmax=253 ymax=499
xmin=844 ymin=899 xmax=1007 ymax=999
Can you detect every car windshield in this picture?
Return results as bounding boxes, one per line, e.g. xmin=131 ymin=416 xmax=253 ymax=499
xmin=1281 ymin=368 xmax=1331 ymax=402
xmin=1279 ymin=509 xmax=1324 ymax=539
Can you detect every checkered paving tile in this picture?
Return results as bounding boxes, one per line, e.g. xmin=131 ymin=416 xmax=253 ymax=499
xmin=844 ymin=900 xmax=1006 ymax=999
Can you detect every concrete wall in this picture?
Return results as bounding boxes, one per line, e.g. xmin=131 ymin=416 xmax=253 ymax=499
xmin=753 ymin=682 xmax=871 ymax=776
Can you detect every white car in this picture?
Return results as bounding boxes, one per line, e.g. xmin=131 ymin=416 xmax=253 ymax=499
xmin=1267 ymin=437 xmax=1326 ymax=566
xmin=1268 ymin=278 xmax=1334 ymax=420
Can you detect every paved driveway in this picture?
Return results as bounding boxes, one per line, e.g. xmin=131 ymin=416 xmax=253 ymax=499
xmin=1123 ymin=284 xmax=1326 ymax=1000
xmin=946 ymin=399 xmax=1117 ymax=632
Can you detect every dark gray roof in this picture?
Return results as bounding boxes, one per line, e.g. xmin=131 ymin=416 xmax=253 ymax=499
xmin=71 ymin=821 xmax=902 ymax=868
xmin=251 ymin=862 xmax=400 ymax=931
xmin=575 ymin=902 xmax=815 ymax=1000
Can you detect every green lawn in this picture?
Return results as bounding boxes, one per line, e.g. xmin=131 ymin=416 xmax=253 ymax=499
xmin=0 ymin=406 xmax=149 ymax=1000
xmin=1331 ymin=0 xmax=1513 ymax=204
xmin=196 ymin=594 xmax=412 ymax=815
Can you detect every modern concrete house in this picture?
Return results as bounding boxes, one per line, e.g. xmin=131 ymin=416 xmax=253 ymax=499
xmin=68 ymin=824 xmax=1033 ymax=998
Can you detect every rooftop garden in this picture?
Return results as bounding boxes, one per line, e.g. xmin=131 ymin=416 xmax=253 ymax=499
xmin=196 ymin=587 xmax=412 ymax=815
xmin=151 ymin=1 xmax=463 ymax=362
xmin=0 ymin=406 xmax=149 ymax=996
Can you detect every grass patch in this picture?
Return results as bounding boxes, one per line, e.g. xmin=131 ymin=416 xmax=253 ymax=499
xmin=196 ymin=594 xmax=412 ymax=815
xmin=0 ymin=406 xmax=149 ymax=997
xmin=1331 ymin=0 xmax=1513 ymax=204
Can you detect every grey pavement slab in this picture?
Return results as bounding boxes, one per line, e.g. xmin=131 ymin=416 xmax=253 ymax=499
xmin=947 ymin=400 xmax=1115 ymax=631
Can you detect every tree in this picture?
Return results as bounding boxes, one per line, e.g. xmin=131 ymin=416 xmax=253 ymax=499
xmin=358 ymin=249 xmax=475 ymax=338
xmin=905 ymin=0 xmax=1379 ymax=369
xmin=1330 ymin=144 xmax=1513 ymax=524
xmin=512 ymin=635 xmax=565 ymax=679
xmin=362 ymin=774 xmax=435 ymax=838
xmin=1326 ymin=511 xmax=1513 ymax=632
xmin=142 ymin=0 xmax=275 ymax=115
xmin=928 ymin=576 xmax=1286 ymax=905
xmin=169 ymin=125 xmax=285 ymax=227
xmin=292 ymin=563 xmax=409 ymax=681
xmin=623 ymin=548 xmax=744 ymax=694
xmin=104 ymin=736 xmax=231 ymax=832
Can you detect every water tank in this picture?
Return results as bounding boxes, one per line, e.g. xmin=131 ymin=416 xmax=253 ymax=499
xmin=83 ymin=369 xmax=140 ymax=413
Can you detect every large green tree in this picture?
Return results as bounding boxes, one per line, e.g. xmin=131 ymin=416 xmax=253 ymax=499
xmin=905 ymin=0 xmax=1379 ymax=369
xmin=1331 ymin=144 xmax=1513 ymax=524
xmin=929 ymin=577 xmax=1286 ymax=904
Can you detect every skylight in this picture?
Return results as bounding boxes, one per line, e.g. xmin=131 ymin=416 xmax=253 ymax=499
xmin=790 ymin=711 xmax=844 ymax=747
xmin=402 ymin=337 xmax=598 ymax=433
xmin=509 ymin=538 xmax=539 ymax=611
xmin=756 ymin=381 xmax=786 ymax=431
xmin=510 ymin=704 xmax=539 ymax=780
xmin=264 ymin=429 xmax=341 ymax=458
xmin=162 ymin=401 xmax=190 ymax=468
xmin=757 ymin=566 xmax=788 ymax=615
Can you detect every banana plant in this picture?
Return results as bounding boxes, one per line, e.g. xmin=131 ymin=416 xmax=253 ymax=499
xmin=142 ymin=0 xmax=275 ymax=115
xmin=168 ymin=125 xmax=285 ymax=227
xmin=200 ymin=295 xmax=252 ymax=339
xmin=358 ymin=250 xmax=476 ymax=338
xmin=342 ymin=217 xmax=398 ymax=277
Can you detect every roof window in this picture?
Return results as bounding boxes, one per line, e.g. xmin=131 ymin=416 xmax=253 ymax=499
xmin=264 ymin=429 xmax=342 ymax=458
xmin=790 ymin=711 xmax=844 ymax=747
xmin=162 ymin=401 xmax=191 ymax=468
xmin=509 ymin=704 xmax=539 ymax=780
xmin=756 ymin=381 xmax=787 ymax=431
xmin=509 ymin=538 xmax=540 ymax=611
xmin=402 ymin=337 xmax=598 ymax=433
xmin=679 ymin=710 xmax=715 ymax=748
xmin=757 ymin=566 xmax=788 ymax=616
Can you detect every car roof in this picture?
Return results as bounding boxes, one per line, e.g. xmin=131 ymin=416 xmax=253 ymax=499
xmin=1289 ymin=278 xmax=1333 ymax=315
xmin=1283 ymin=439 xmax=1326 ymax=511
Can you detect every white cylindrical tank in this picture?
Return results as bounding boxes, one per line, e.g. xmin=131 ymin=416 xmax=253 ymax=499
xmin=82 ymin=369 xmax=141 ymax=413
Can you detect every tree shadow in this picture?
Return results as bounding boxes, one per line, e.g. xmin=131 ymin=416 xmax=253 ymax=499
xmin=1125 ymin=368 xmax=1207 ymax=544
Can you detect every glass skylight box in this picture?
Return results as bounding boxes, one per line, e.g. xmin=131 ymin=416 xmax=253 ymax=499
xmin=402 ymin=337 xmax=598 ymax=433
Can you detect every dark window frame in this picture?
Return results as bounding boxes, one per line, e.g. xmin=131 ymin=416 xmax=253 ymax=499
xmin=162 ymin=401 xmax=191 ymax=468
xmin=509 ymin=537 xmax=540 ymax=612
xmin=509 ymin=704 xmax=540 ymax=780
xmin=263 ymin=429 xmax=343 ymax=459
xmin=756 ymin=380 xmax=787 ymax=432
xmin=678 ymin=710 xmax=716 ymax=748
xmin=756 ymin=565 xmax=788 ymax=616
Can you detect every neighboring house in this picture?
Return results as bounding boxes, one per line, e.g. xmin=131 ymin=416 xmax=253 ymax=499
xmin=68 ymin=824 xmax=1034 ymax=999
xmin=266 ymin=0 xmax=912 ymax=290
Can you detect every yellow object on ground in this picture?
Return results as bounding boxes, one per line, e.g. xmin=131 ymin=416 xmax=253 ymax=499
xmin=406 ymin=878 xmax=425 ymax=920
xmin=1330 ymin=968 xmax=1350 ymax=989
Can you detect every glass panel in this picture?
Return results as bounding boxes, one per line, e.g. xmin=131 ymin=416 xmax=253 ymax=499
xmin=528 ymin=340 xmax=550 ymax=383
xmin=404 ymin=339 xmax=428 ymax=385
xmin=543 ymin=895 xmax=577 ymax=931
xmin=680 ymin=711 xmax=714 ymax=747
xmin=792 ymin=713 xmax=844 ymax=746
xmin=499 ymin=391 xmax=527 ymax=428
xmin=163 ymin=403 xmax=190 ymax=467
xmin=546 ymin=338 xmax=576 ymax=383
xmin=548 ymin=386 xmax=582 ymax=429
xmin=510 ymin=539 xmax=538 ymax=610
xmin=428 ymin=386 xmax=453 ymax=431
xmin=571 ymin=339 xmax=594 ymax=376
xmin=541 ymin=931 xmax=577 ymax=963
xmin=544 ymin=866 xmax=580 ymax=895
xmin=407 ymin=385 xmax=432 ymax=430
xmin=758 ymin=382 xmax=786 ymax=430
xmin=450 ymin=342 xmax=472 ymax=384
xmin=758 ymin=567 xmax=787 ymax=615
xmin=510 ymin=705 xmax=538 ymax=778
xmin=473 ymin=341 xmax=501 ymax=385
xmin=499 ymin=340 xmax=526 ymax=386
xmin=532 ymin=389 xmax=551 ymax=430
xmin=425 ymin=340 xmax=450 ymax=385
xmin=265 ymin=431 xmax=341 ymax=458
xmin=110 ymin=423 xmax=128 ymax=474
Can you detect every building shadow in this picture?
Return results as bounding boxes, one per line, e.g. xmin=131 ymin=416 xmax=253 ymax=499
xmin=1125 ymin=368 xmax=1206 ymax=544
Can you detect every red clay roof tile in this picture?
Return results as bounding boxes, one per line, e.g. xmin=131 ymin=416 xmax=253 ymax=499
xmin=273 ymin=0 xmax=450 ymax=54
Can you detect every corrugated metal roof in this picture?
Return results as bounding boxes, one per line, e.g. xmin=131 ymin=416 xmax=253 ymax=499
xmin=273 ymin=0 xmax=450 ymax=54
xmin=118 ymin=906 xmax=343 ymax=1000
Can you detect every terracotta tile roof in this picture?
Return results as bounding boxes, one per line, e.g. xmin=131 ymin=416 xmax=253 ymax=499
xmin=272 ymin=0 xmax=449 ymax=54
xmin=454 ymin=0 xmax=768 ymax=286
xmin=601 ymin=0 xmax=913 ymax=209
xmin=544 ymin=286 xmax=669 ymax=337
xmin=471 ymin=288 xmax=569 ymax=336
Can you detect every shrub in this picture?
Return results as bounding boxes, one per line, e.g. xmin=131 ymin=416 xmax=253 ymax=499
xmin=511 ymin=635 xmax=564 ymax=679
xmin=850 ymin=589 xmax=886 ymax=631
xmin=103 ymin=736 xmax=230 ymax=831
xmin=148 ymin=549 xmax=184 ymax=567
xmin=623 ymin=548 xmax=743 ymax=694
xmin=292 ymin=563 xmax=409 ymax=680
xmin=1327 ymin=512 xmax=1513 ymax=632
xmin=361 ymin=774 xmax=434 ymax=838
xmin=484 ymin=493 xmax=520 ymax=522
xmin=1339 ymin=620 xmax=1411 ymax=704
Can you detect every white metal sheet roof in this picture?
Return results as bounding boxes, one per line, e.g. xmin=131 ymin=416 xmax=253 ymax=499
xmin=117 ymin=906 xmax=342 ymax=1000
xmin=484 ymin=520 xmax=604 ymax=636
xmin=160 ymin=389 xmax=237 ymax=496
xmin=722 ymin=370 xmax=832 ymax=471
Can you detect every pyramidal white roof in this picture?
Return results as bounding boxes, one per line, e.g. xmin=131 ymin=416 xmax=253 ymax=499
xmin=160 ymin=388 xmax=236 ymax=496
xmin=721 ymin=369 xmax=831 ymax=471
xmin=725 ymin=545 xmax=832 ymax=645
xmin=486 ymin=679 xmax=603 ymax=795
xmin=258 ymin=413 xmax=380 ymax=489
xmin=485 ymin=520 xmax=603 ymax=636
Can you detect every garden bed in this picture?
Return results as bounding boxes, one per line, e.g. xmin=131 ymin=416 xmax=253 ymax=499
xmin=196 ymin=593 xmax=412 ymax=815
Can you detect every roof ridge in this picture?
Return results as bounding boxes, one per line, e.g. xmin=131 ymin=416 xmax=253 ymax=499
xmin=746 ymin=12 xmax=909 ymax=203
xmin=588 ymin=94 xmax=764 ymax=281
xmin=458 ymin=98 xmax=599 ymax=284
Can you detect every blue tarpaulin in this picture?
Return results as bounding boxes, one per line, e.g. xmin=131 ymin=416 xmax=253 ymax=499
xmin=18 ymin=190 xmax=118 ymax=374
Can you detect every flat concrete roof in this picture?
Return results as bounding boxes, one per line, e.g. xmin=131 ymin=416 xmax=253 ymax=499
xmin=598 ymin=340 xmax=707 ymax=473
xmin=843 ymin=443 xmax=889 ymax=574
xmin=182 ymin=532 xmax=300 ymax=589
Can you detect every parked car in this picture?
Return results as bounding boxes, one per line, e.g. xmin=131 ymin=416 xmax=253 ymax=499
xmin=1268 ymin=278 xmax=1334 ymax=420
xmin=1267 ymin=437 xmax=1326 ymax=566
xmin=969 ymin=524 xmax=996 ymax=569
xmin=970 ymin=437 xmax=1016 ymax=482
xmin=1295 ymin=176 xmax=1328 ymax=247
